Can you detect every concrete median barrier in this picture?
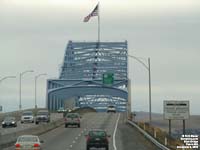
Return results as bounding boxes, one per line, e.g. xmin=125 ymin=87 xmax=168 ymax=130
xmin=0 ymin=118 xmax=64 ymax=148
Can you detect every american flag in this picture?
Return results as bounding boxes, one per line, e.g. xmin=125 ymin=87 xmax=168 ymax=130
xmin=83 ymin=3 xmax=99 ymax=22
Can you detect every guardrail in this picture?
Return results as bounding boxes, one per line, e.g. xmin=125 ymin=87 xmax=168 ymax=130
xmin=127 ymin=120 xmax=171 ymax=150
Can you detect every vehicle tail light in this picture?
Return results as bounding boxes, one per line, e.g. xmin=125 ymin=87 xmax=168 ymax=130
xmin=76 ymin=118 xmax=80 ymax=122
xmin=86 ymin=136 xmax=91 ymax=142
xmin=15 ymin=143 xmax=21 ymax=147
xmin=64 ymin=118 xmax=67 ymax=122
xmin=34 ymin=143 xmax=40 ymax=147
xmin=106 ymin=137 xmax=109 ymax=143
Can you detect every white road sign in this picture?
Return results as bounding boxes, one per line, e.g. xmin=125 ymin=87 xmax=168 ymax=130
xmin=164 ymin=100 xmax=189 ymax=120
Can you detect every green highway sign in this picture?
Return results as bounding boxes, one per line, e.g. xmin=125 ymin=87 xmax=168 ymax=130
xmin=103 ymin=73 xmax=114 ymax=85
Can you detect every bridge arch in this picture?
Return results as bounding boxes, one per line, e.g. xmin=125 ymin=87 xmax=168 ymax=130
xmin=46 ymin=41 xmax=128 ymax=112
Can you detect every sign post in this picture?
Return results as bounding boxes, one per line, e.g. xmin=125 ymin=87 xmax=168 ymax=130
xmin=0 ymin=105 xmax=2 ymax=112
xmin=169 ymin=119 xmax=171 ymax=136
xmin=164 ymin=100 xmax=190 ymax=136
xmin=183 ymin=120 xmax=185 ymax=135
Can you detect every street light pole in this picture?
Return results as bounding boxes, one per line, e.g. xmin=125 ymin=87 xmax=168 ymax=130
xmin=128 ymin=55 xmax=152 ymax=123
xmin=19 ymin=70 xmax=34 ymax=111
xmin=35 ymin=74 xmax=47 ymax=110
xmin=148 ymin=58 xmax=152 ymax=122
xmin=0 ymin=76 xmax=16 ymax=113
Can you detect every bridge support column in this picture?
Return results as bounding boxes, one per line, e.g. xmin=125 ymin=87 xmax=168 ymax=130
xmin=127 ymin=79 xmax=132 ymax=117
xmin=58 ymin=99 xmax=61 ymax=108
xmin=50 ymin=95 xmax=53 ymax=111
xmin=53 ymin=96 xmax=56 ymax=111
xmin=55 ymin=98 xmax=58 ymax=110
xmin=61 ymin=100 xmax=64 ymax=108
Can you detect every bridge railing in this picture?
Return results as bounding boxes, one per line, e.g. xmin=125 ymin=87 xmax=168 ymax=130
xmin=127 ymin=120 xmax=193 ymax=150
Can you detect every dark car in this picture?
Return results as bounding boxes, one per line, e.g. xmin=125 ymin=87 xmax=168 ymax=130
xmin=85 ymin=129 xmax=110 ymax=150
xmin=2 ymin=116 xmax=17 ymax=128
xmin=35 ymin=110 xmax=50 ymax=124
xmin=64 ymin=113 xmax=80 ymax=128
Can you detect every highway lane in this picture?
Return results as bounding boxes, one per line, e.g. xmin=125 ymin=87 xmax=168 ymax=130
xmin=4 ymin=112 xmax=161 ymax=150
xmin=39 ymin=112 xmax=117 ymax=150
xmin=0 ymin=113 xmax=63 ymax=135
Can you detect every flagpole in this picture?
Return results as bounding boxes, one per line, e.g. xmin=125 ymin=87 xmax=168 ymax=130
xmin=98 ymin=2 xmax=100 ymax=44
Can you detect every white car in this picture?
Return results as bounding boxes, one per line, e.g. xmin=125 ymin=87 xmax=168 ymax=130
xmin=107 ymin=105 xmax=116 ymax=113
xmin=57 ymin=107 xmax=65 ymax=113
xmin=21 ymin=111 xmax=34 ymax=123
xmin=15 ymin=135 xmax=43 ymax=150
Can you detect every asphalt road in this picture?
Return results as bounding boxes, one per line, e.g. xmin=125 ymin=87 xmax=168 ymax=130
xmin=4 ymin=112 xmax=160 ymax=150
xmin=0 ymin=113 xmax=63 ymax=135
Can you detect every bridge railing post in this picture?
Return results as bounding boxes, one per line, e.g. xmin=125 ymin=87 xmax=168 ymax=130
xmin=154 ymin=129 xmax=157 ymax=138
xmin=164 ymin=137 xmax=167 ymax=146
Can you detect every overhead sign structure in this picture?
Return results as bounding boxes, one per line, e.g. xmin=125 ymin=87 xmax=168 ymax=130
xmin=103 ymin=73 xmax=114 ymax=85
xmin=164 ymin=100 xmax=190 ymax=120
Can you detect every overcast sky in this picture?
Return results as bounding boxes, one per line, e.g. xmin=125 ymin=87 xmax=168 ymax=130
xmin=0 ymin=0 xmax=200 ymax=114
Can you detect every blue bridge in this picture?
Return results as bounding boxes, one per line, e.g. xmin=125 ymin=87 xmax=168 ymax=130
xmin=46 ymin=40 xmax=128 ymax=112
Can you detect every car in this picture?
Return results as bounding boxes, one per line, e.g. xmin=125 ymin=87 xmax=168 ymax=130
xmin=72 ymin=106 xmax=80 ymax=111
xmin=85 ymin=129 xmax=110 ymax=150
xmin=64 ymin=113 xmax=80 ymax=128
xmin=2 ymin=116 xmax=17 ymax=128
xmin=63 ymin=108 xmax=72 ymax=117
xmin=57 ymin=107 xmax=67 ymax=113
xmin=107 ymin=105 xmax=116 ymax=113
xmin=35 ymin=110 xmax=50 ymax=124
xmin=15 ymin=135 xmax=43 ymax=150
xmin=21 ymin=111 xmax=34 ymax=123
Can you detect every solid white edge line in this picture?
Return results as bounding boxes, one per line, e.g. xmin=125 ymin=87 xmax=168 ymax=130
xmin=113 ymin=113 xmax=120 ymax=150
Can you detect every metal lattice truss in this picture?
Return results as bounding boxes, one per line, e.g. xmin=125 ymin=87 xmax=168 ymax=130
xmin=59 ymin=41 xmax=127 ymax=80
xmin=47 ymin=41 xmax=128 ymax=112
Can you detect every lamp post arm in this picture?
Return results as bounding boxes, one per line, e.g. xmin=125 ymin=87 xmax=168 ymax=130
xmin=128 ymin=55 xmax=149 ymax=70
xmin=36 ymin=74 xmax=47 ymax=80
xmin=0 ymin=76 xmax=16 ymax=83
xmin=21 ymin=70 xmax=34 ymax=77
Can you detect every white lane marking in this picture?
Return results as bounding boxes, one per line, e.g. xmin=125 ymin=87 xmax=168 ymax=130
xmin=113 ymin=113 xmax=120 ymax=150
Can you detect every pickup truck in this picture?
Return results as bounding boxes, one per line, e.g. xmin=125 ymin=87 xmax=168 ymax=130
xmin=35 ymin=110 xmax=50 ymax=124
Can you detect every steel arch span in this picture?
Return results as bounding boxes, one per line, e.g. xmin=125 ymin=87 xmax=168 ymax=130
xmin=46 ymin=41 xmax=128 ymax=112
